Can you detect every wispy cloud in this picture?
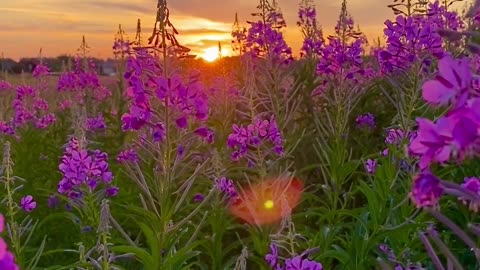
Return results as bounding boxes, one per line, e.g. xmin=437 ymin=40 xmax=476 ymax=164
xmin=77 ymin=1 xmax=153 ymax=14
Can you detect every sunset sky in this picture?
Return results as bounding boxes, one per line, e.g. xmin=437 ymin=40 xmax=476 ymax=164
xmin=0 ymin=0 xmax=472 ymax=60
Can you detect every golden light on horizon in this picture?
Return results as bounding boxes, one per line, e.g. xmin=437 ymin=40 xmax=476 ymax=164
xmin=202 ymin=46 xmax=220 ymax=62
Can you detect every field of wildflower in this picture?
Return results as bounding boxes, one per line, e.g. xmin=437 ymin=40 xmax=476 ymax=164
xmin=2 ymin=0 xmax=480 ymax=269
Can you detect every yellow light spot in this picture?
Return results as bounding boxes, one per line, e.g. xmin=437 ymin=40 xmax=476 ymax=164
xmin=264 ymin=200 xmax=274 ymax=209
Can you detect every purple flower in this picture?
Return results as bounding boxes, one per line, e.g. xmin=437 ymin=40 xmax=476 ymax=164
xmin=0 ymin=80 xmax=12 ymax=91
xmin=152 ymin=122 xmax=166 ymax=142
xmin=364 ymin=159 xmax=377 ymax=175
xmin=20 ymin=195 xmax=36 ymax=212
xmin=422 ymin=55 xmax=471 ymax=107
xmin=176 ymin=145 xmax=185 ymax=160
xmin=265 ymin=244 xmax=279 ymax=268
xmin=246 ymin=20 xmax=293 ymax=63
xmin=409 ymin=102 xmax=480 ymax=168
xmin=117 ymin=148 xmax=139 ymax=163
xmin=356 ymin=113 xmax=376 ymax=129
xmin=0 ymin=215 xmax=19 ymax=269
xmin=58 ymin=137 xmax=115 ymax=199
xmin=121 ymin=104 xmax=151 ymax=131
xmin=86 ymin=114 xmax=107 ymax=131
xmin=379 ymin=11 xmax=446 ymax=73
xmin=227 ymin=117 xmax=284 ymax=164
xmin=408 ymin=118 xmax=452 ymax=169
xmin=106 ymin=186 xmax=119 ymax=197
xmin=81 ymin=226 xmax=93 ymax=233
xmin=47 ymin=195 xmax=60 ymax=209
xmin=214 ymin=177 xmax=237 ymax=199
xmin=194 ymin=127 xmax=215 ymax=144
xmin=32 ymin=64 xmax=50 ymax=77
xmin=460 ymin=177 xmax=480 ymax=211
xmin=298 ymin=1 xmax=324 ymax=58
xmin=0 ymin=251 xmax=19 ymax=270
xmin=410 ymin=173 xmax=444 ymax=208
xmin=175 ymin=116 xmax=187 ymax=129
xmin=385 ymin=128 xmax=412 ymax=145
xmin=285 ymin=256 xmax=323 ymax=270
xmin=193 ymin=193 xmax=204 ymax=203
xmin=378 ymin=244 xmax=396 ymax=261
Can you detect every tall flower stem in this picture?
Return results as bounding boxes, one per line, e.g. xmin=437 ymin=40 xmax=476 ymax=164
xmin=3 ymin=142 xmax=22 ymax=267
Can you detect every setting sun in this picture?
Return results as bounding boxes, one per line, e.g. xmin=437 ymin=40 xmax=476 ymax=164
xmin=202 ymin=46 xmax=220 ymax=62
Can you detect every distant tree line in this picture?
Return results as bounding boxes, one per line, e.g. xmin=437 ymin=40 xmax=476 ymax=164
xmin=0 ymin=55 xmax=118 ymax=76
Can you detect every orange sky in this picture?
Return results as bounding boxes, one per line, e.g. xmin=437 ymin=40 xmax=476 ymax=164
xmin=0 ymin=0 xmax=472 ymax=60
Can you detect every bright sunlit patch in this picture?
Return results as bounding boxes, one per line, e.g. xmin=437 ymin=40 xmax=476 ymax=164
xmin=202 ymin=47 xmax=219 ymax=62
xmin=264 ymin=200 xmax=274 ymax=209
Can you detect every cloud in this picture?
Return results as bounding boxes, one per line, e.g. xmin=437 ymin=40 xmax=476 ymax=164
xmin=169 ymin=0 xmax=253 ymax=22
xmin=180 ymin=28 xmax=231 ymax=35
xmin=76 ymin=1 xmax=153 ymax=14
xmin=186 ymin=39 xmax=231 ymax=48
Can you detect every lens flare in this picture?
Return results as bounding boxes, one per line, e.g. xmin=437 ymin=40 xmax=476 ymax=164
xmin=228 ymin=177 xmax=303 ymax=225
xmin=264 ymin=200 xmax=274 ymax=209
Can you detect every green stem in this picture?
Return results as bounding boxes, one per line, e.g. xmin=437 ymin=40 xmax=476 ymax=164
xmin=5 ymin=158 xmax=22 ymax=267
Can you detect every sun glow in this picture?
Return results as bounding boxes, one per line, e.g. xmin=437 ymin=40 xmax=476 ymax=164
xmin=202 ymin=46 xmax=219 ymax=62
xmin=264 ymin=200 xmax=274 ymax=209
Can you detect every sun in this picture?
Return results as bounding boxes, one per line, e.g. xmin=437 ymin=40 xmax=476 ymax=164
xmin=202 ymin=47 xmax=219 ymax=62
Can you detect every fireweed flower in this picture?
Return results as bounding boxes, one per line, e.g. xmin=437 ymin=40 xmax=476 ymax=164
xmin=227 ymin=116 xmax=284 ymax=164
xmin=356 ymin=113 xmax=375 ymax=129
xmin=47 ymin=195 xmax=61 ymax=209
xmin=297 ymin=1 xmax=324 ymax=58
xmin=313 ymin=2 xmax=374 ymax=96
xmin=0 ymin=80 xmax=11 ymax=91
xmin=410 ymin=172 xmax=444 ymax=208
xmin=364 ymin=159 xmax=377 ymax=175
xmin=193 ymin=193 xmax=204 ymax=203
xmin=11 ymin=85 xmax=56 ymax=131
xmin=385 ymin=0 xmax=464 ymax=69
xmin=59 ymin=100 xmax=73 ymax=111
xmin=0 ymin=215 xmax=19 ymax=270
xmin=0 ymin=215 xmax=5 ymax=258
xmin=57 ymin=58 xmax=100 ymax=92
xmin=85 ymin=114 xmax=107 ymax=131
xmin=57 ymin=137 xmax=116 ymax=199
xmin=460 ymin=177 xmax=480 ymax=211
xmin=378 ymin=244 xmax=397 ymax=262
xmin=284 ymin=256 xmax=323 ymax=270
xmin=20 ymin=195 xmax=36 ymax=213
xmin=117 ymin=148 xmax=139 ymax=163
xmin=265 ymin=244 xmax=280 ymax=268
xmin=385 ymin=128 xmax=407 ymax=145
xmin=229 ymin=177 xmax=303 ymax=225
xmin=113 ymin=38 xmax=131 ymax=57
xmin=378 ymin=3 xmax=453 ymax=73
xmin=0 ymin=121 xmax=15 ymax=136
xmin=422 ymin=55 xmax=471 ymax=108
xmin=409 ymin=99 xmax=480 ymax=168
xmin=106 ymin=186 xmax=119 ymax=197
xmin=427 ymin=1 xmax=464 ymax=31
xmin=194 ymin=126 xmax=215 ymax=144
xmin=121 ymin=53 xmax=210 ymax=133
xmin=245 ymin=20 xmax=293 ymax=64
xmin=92 ymin=86 xmax=112 ymax=102
xmin=214 ymin=177 xmax=238 ymax=199
xmin=32 ymin=64 xmax=50 ymax=77
xmin=408 ymin=118 xmax=453 ymax=169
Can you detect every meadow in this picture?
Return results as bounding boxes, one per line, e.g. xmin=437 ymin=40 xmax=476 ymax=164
xmin=1 ymin=0 xmax=480 ymax=269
